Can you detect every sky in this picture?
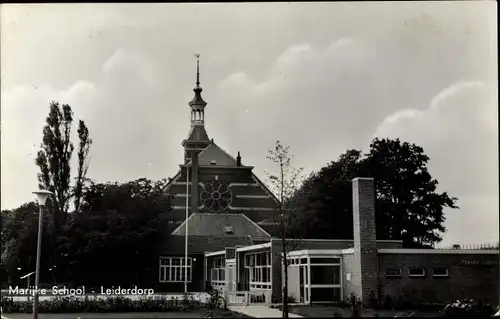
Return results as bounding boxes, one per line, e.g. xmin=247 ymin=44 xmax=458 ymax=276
xmin=1 ymin=2 xmax=497 ymax=246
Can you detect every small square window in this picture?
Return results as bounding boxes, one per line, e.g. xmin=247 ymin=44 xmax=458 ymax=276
xmin=433 ymin=267 xmax=449 ymax=277
xmin=385 ymin=268 xmax=402 ymax=277
xmin=408 ymin=268 xmax=425 ymax=277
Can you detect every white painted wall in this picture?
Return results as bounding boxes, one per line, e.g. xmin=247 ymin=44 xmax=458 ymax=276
xmin=287 ymin=266 xmax=300 ymax=302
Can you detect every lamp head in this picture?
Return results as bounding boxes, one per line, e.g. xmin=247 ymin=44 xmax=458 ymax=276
xmin=33 ymin=190 xmax=53 ymax=206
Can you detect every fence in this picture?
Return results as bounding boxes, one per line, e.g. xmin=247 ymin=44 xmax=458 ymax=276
xmin=435 ymin=243 xmax=499 ymax=250
xmin=226 ymin=290 xmax=272 ymax=306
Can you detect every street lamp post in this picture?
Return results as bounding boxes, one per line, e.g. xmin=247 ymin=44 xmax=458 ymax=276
xmin=32 ymin=190 xmax=53 ymax=319
xmin=184 ymin=166 xmax=189 ymax=294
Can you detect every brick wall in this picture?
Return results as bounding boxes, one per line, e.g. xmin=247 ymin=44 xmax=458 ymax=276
xmin=378 ymin=252 xmax=499 ymax=304
xmin=352 ymin=177 xmax=378 ymax=303
xmin=269 ymin=238 xmax=402 ymax=303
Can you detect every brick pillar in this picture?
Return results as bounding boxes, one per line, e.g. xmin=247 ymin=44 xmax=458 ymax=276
xmin=352 ymin=177 xmax=378 ymax=304
xmin=191 ymin=151 xmax=199 ymax=213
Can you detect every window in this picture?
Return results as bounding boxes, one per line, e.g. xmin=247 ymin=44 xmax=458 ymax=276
xmin=244 ymin=251 xmax=272 ymax=289
xmin=311 ymin=265 xmax=341 ymax=285
xmin=210 ymin=257 xmax=225 ymax=287
xmin=408 ymin=267 xmax=425 ymax=277
xmin=159 ymin=257 xmax=192 ymax=282
xmin=432 ymin=267 xmax=449 ymax=277
xmin=385 ymin=268 xmax=402 ymax=277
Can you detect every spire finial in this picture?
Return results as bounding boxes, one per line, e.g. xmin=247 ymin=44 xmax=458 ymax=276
xmin=194 ymin=53 xmax=200 ymax=86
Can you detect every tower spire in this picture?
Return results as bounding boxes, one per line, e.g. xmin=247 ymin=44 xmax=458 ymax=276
xmin=196 ymin=54 xmax=200 ymax=86
xmin=189 ymin=53 xmax=207 ymax=127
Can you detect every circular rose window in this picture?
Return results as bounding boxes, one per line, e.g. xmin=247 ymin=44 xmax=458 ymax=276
xmin=200 ymin=180 xmax=232 ymax=213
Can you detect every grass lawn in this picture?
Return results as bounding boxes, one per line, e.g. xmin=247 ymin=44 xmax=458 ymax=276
xmin=285 ymin=305 xmax=443 ymax=317
xmin=1 ymin=308 xmax=250 ymax=319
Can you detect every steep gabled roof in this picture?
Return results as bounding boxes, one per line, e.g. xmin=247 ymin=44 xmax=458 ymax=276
xmin=158 ymin=235 xmax=254 ymax=254
xmin=162 ymin=170 xmax=181 ymax=193
xmin=171 ymin=213 xmax=271 ymax=238
xmin=186 ymin=142 xmax=240 ymax=167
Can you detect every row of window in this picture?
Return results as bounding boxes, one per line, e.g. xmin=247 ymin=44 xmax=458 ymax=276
xmin=211 ymin=257 xmax=225 ymax=283
xmin=159 ymin=257 xmax=192 ymax=283
xmin=245 ymin=252 xmax=272 ymax=267
xmin=249 ymin=265 xmax=271 ymax=283
xmin=211 ymin=268 xmax=225 ymax=282
xmin=385 ymin=267 xmax=449 ymax=278
xmin=287 ymin=257 xmax=341 ymax=266
xmin=160 ymin=257 xmax=192 ymax=266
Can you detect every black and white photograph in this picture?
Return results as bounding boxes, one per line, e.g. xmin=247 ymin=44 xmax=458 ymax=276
xmin=0 ymin=2 xmax=498 ymax=318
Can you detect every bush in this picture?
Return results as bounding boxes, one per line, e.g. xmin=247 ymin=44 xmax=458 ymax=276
xmin=443 ymin=299 xmax=495 ymax=319
xmin=206 ymin=288 xmax=225 ymax=310
xmin=394 ymin=293 xmax=411 ymax=310
xmin=367 ymin=290 xmax=378 ymax=309
xmin=181 ymin=293 xmax=198 ymax=311
xmin=0 ymin=295 xmax=201 ymax=313
xmin=382 ymin=295 xmax=394 ymax=309
xmin=350 ymin=293 xmax=362 ymax=317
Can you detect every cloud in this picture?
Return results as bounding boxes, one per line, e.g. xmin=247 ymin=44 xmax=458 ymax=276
xmin=374 ymin=80 xmax=498 ymax=245
xmin=213 ymin=39 xmax=381 ymax=172
xmin=0 ymin=49 xmax=179 ymax=210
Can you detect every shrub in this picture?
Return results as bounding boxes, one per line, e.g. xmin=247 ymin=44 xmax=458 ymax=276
xmin=206 ymin=288 xmax=225 ymax=310
xmin=181 ymin=293 xmax=198 ymax=311
xmin=350 ymin=293 xmax=362 ymax=317
xmin=0 ymin=295 xmax=201 ymax=313
xmin=443 ymin=299 xmax=495 ymax=319
xmin=394 ymin=293 xmax=411 ymax=310
xmin=367 ymin=290 xmax=378 ymax=309
xmin=382 ymin=295 xmax=394 ymax=309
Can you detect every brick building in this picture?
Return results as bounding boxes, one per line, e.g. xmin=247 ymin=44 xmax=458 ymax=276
xmin=158 ymin=59 xmax=499 ymax=305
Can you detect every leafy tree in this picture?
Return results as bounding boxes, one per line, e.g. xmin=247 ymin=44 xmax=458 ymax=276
xmin=294 ymin=138 xmax=458 ymax=248
xmin=35 ymin=102 xmax=73 ymax=227
xmin=58 ymin=178 xmax=174 ymax=287
xmin=366 ymin=138 xmax=457 ymax=247
xmin=0 ymin=203 xmax=45 ymax=286
xmin=299 ymin=149 xmax=365 ymax=240
xmin=73 ymin=120 xmax=92 ymax=213
xmin=1 ymin=178 xmax=174 ymax=288
xmin=35 ymin=101 xmax=92 ymax=226
xmin=265 ymin=141 xmax=305 ymax=318
xmin=35 ymin=101 xmax=92 ymax=274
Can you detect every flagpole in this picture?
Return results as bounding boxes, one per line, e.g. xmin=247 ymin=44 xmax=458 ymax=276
xmin=184 ymin=165 xmax=189 ymax=294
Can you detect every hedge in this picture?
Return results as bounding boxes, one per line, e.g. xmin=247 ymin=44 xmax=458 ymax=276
xmin=1 ymin=294 xmax=200 ymax=313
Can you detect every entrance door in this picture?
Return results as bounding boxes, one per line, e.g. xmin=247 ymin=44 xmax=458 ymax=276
xmin=226 ymin=260 xmax=236 ymax=292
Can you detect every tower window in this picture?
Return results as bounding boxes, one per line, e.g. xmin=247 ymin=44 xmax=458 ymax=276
xmin=210 ymin=160 xmax=217 ymax=165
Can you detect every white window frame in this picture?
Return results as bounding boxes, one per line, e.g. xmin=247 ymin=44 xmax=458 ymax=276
xmin=159 ymin=257 xmax=192 ymax=283
xmin=408 ymin=267 xmax=426 ymax=277
xmin=245 ymin=251 xmax=272 ymax=289
xmin=432 ymin=267 xmax=449 ymax=277
xmin=385 ymin=267 xmax=402 ymax=277
xmin=210 ymin=256 xmax=225 ymax=287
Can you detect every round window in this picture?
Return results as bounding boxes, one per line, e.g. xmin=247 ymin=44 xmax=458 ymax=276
xmin=200 ymin=180 xmax=232 ymax=213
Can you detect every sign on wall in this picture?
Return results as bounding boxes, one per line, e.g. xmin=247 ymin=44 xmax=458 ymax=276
xmin=460 ymin=260 xmax=498 ymax=266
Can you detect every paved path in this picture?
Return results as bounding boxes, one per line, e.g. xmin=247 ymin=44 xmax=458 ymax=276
xmin=1 ymin=312 xmax=203 ymax=319
xmin=229 ymin=306 xmax=302 ymax=318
